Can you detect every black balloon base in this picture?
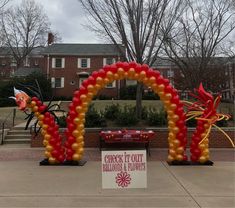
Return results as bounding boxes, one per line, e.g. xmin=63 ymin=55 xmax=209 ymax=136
xmin=168 ymin=160 xmax=214 ymax=166
xmin=39 ymin=159 xmax=87 ymax=166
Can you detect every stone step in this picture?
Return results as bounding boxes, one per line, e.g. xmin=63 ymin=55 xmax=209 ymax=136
xmin=7 ymin=130 xmax=31 ymax=135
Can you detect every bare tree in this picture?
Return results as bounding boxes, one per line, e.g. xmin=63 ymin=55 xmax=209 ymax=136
xmin=79 ymin=0 xmax=184 ymax=118
xmin=162 ymin=0 xmax=235 ymax=92
xmin=1 ymin=0 xmax=50 ymax=67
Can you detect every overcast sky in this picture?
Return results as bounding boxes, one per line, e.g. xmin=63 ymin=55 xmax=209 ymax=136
xmin=10 ymin=0 xmax=100 ymax=43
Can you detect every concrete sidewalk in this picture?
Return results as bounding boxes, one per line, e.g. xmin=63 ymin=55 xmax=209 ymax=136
xmin=0 ymin=156 xmax=234 ymax=207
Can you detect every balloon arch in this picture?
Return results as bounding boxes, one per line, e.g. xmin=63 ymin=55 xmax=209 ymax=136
xmin=62 ymin=61 xmax=188 ymax=164
xmin=15 ymin=61 xmax=234 ymax=166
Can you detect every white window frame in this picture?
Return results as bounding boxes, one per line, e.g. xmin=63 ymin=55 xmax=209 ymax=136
xmin=105 ymin=81 xmax=116 ymax=88
xmin=52 ymin=58 xmax=65 ymax=68
xmin=78 ymin=58 xmax=90 ymax=68
xmin=103 ymin=58 xmax=115 ymax=66
xmin=51 ymin=77 xmax=64 ymax=88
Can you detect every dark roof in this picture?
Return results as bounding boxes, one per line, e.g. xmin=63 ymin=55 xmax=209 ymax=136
xmin=14 ymin=67 xmax=42 ymax=77
xmin=0 ymin=47 xmax=45 ymax=56
xmin=42 ymin=43 xmax=124 ymax=56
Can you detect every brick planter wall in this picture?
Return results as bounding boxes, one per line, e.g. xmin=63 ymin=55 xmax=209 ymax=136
xmin=31 ymin=128 xmax=235 ymax=148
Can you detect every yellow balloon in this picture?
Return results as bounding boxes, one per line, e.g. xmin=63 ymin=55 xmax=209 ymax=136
xmin=42 ymin=124 xmax=48 ymax=130
xmin=72 ymin=130 xmax=80 ymax=137
xmin=176 ymin=154 xmax=183 ymax=161
xmin=78 ymin=113 xmax=86 ymax=120
xmin=204 ymin=123 xmax=210 ymax=129
xmin=32 ymin=106 xmax=38 ymax=112
xmin=168 ymin=120 xmax=175 ymax=128
xmin=95 ymin=84 xmax=102 ymax=90
xmin=199 ymin=143 xmax=206 ymax=150
xmin=96 ymin=77 xmax=103 ymax=85
xmin=202 ymin=149 xmax=209 ymax=156
xmin=72 ymin=143 xmax=79 ymax=150
xmin=77 ymin=141 xmax=84 ymax=148
xmin=176 ymin=147 xmax=184 ymax=154
xmin=77 ymin=147 xmax=84 ymax=154
xmin=113 ymin=73 xmax=119 ymax=80
xmin=149 ymin=76 xmax=156 ymax=84
xmin=169 ymin=149 xmax=176 ymax=157
xmin=44 ymin=134 xmax=51 ymax=140
xmin=80 ymin=94 xmax=88 ymax=102
xmin=170 ymin=104 xmax=177 ymax=110
xmin=38 ymin=121 xmax=43 ymax=127
xmin=169 ymin=132 xmax=176 ymax=140
xmin=43 ymin=139 xmax=48 ymax=146
xmin=30 ymin=101 xmax=36 ymax=107
xmin=73 ymin=153 xmax=82 ymax=161
xmin=173 ymin=139 xmax=180 ymax=147
xmin=117 ymin=68 xmax=125 ymax=75
xmin=201 ymin=133 xmax=207 ymax=139
xmin=139 ymin=71 xmax=146 ymax=79
xmin=49 ymin=157 xmax=57 ymax=164
xmin=158 ymin=84 xmax=165 ymax=91
xmin=172 ymin=114 xmax=179 ymax=122
xmin=87 ymin=92 xmax=94 ymax=99
xmin=199 ymin=156 xmax=207 ymax=163
xmin=76 ymin=136 xmax=84 ymax=143
xmin=73 ymin=117 xmax=81 ymax=125
xmin=165 ymin=93 xmax=172 ymax=100
xmin=128 ymin=68 xmax=135 ymax=77
xmin=169 ymin=142 xmax=175 ymax=149
xmin=38 ymin=114 xmax=44 ymax=121
xmin=106 ymin=71 xmax=114 ymax=79
xmin=44 ymin=151 xmax=51 ymax=158
xmin=133 ymin=73 xmax=140 ymax=80
xmin=172 ymin=127 xmax=179 ymax=134
xmin=46 ymin=145 xmax=53 ymax=152
xmin=34 ymin=112 xmax=40 ymax=117
xmin=41 ymin=129 xmax=46 ymax=136
xmin=167 ymin=110 xmax=174 ymax=117
xmin=76 ymin=124 xmax=84 ymax=131
xmin=167 ymin=155 xmax=175 ymax=162
xmin=158 ymin=91 xmax=165 ymax=98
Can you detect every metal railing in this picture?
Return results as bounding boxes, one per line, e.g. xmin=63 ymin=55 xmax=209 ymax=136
xmin=0 ymin=108 xmax=16 ymax=145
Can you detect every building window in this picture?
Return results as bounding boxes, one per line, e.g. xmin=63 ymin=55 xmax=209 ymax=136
xmin=126 ymin=80 xmax=137 ymax=86
xmin=105 ymin=81 xmax=116 ymax=88
xmin=51 ymin=77 xmax=64 ymax=88
xmin=52 ymin=58 xmax=65 ymax=68
xmin=78 ymin=58 xmax=90 ymax=68
xmin=103 ymin=58 xmax=115 ymax=66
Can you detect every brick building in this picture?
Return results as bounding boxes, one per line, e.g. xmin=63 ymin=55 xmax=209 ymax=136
xmin=0 ymin=43 xmax=234 ymax=102
xmin=41 ymin=43 xmax=124 ymax=98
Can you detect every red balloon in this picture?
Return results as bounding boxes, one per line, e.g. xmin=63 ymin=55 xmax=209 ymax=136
xmin=164 ymin=85 xmax=173 ymax=94
xmin=171 ymin=95 xmax=180 ymax=105
xmin=190 ymin=155 xmax=198 ymax=162
xmin=163 ymin=78 xmax=170 ymax=86
xmin=49 ymin=138 xmax=57 ymax=146
xmin=141 ymin=64 xmax=149 ymax=72
xmin=66 ymin=156 xmax=73 ymax=161
xmin=176 ymin=120 xmax=185 ymax=128
xmin=116 ymin=62 xmax=124 ymax=68
xmin=72 ymin=97 xmax=81 ymax=105
xmin=134 ymin=64 xmax=142 ymax=73
xmin=183 ymin=155 xmax=188 ymax=161
xmin=51 ymin=149 xmax=60 ymax=158
xmin=79 ymin=86 xmax=88 ymax=95
xmin=66 ymin=148 xmax=74 ymax=156
xmin=68 ymin=123 xmax=75 ymax=131
xmin=129 ymin=61 xmax=137 ymax=68
xmin=156 ymin=76 xmax=164 ymax=85
xmin=193 ymin=148 xmax=201 ymax=157
xmin=58 ymin=155 xmax=65 ymax=163
xmin=123 ymin=62 xmax=130 ymax=71
xmin=31 ymin=97 xmax=39 ymax=102
xmin=176 ymin=132 xmax=185 ymax=140
xmin=91 ymin=71 xmax=99 ymax=79
xmin=109 ymin=64 xmax=118 ymax=73
xmin=87 ymin=76 xmax=95 ymax=85
xmin=67 ymin=136 xmax=76 ymax=145
xmin=193 ymin=136 xmax=201 ymax=143
xmin=98 ymin=69 xmax=106 ymax=78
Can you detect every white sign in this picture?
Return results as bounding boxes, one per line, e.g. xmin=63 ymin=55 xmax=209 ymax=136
xmin=102 ymin=150 xmax=147 ymax=189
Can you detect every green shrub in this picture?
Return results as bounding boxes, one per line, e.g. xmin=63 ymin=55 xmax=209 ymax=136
xmin=146 ymin=108 xmax=167 ymax=126
xmin=116 ymin=105 xmax=138 ymax=126
xmin=103 ymin=103 xmax=120 ymax=120
xmin=85 ymin=104 xmax=107 ymax=127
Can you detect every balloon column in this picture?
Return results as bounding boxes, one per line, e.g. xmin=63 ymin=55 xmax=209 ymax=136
xmin=12 ymin=61 xmax=188 ymax=165
xmin=184 ymin=83 xmax=234 ymax=164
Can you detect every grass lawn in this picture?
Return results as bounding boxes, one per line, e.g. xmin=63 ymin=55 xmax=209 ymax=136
xmin=1 ymin=100 xmax=234 ymax=127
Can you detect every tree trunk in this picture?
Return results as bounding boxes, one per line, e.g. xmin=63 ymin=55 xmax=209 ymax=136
xmin=136 ymin=82 xmax=143 ymax=119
